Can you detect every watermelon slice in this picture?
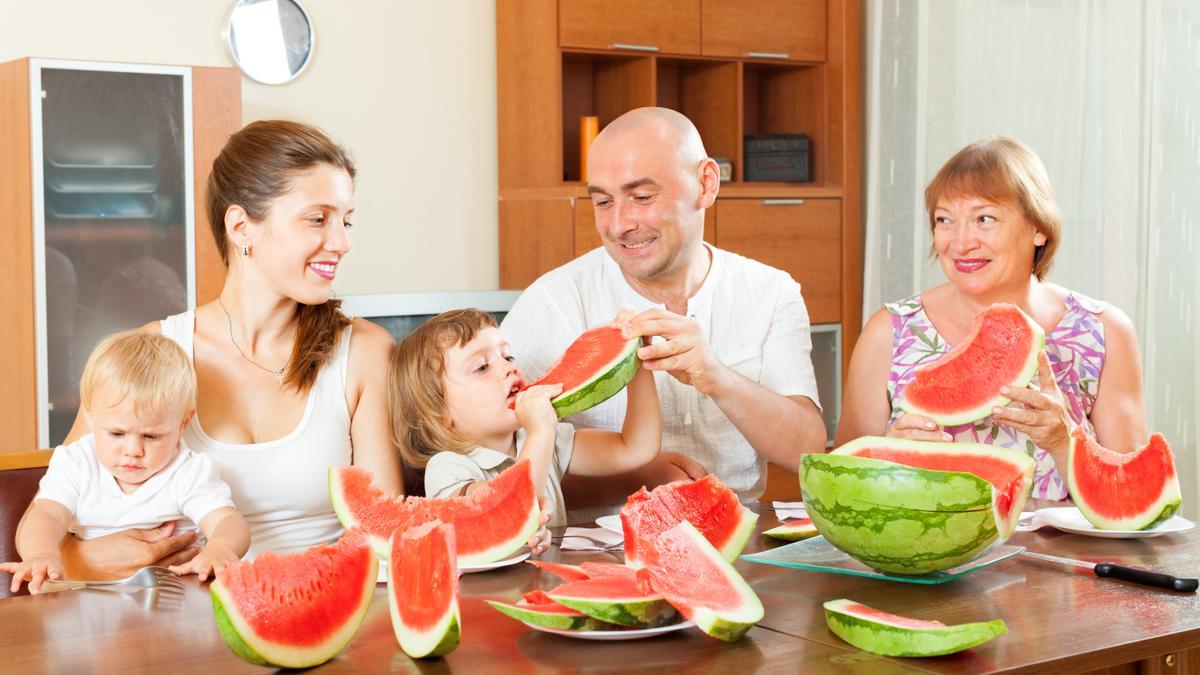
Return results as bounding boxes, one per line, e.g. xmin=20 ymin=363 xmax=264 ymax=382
xmin=211 ymin=530 xmax=377 ymax=668
xmin=763 ymin=518 xmax=819 ymax=541
xmin=487 ymin=590 xmax=615 ymax=631
xmin=1067 ymin=428 xmax=1182 ymax=530
xmin=621 ymin=474 xmax=758 ymax=568
xmin=527 ymin=560 xmax=591 ymax=582
xmin=801 ymin=437 xmax=1035 ymax=574
xmin=823 ymin=599 xmax=1007 ymax=657
xmin=546 ymin=567 xmax=678 ymax=627
xmin=899 ymin=303 xmax=1045 ymax=426
xmin=519 ymin=325 xmax=640 ymax=418
xmin=329 ymin=459 xmax=539 ymax=564
xmin=389 ymin=521 xmax=460 ymax=658
xmin=636 ymin=521 xmax=764 ymax=642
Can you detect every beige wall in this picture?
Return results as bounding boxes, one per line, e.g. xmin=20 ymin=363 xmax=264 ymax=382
xmin=0 ymin=0 xmax=499 ymax=295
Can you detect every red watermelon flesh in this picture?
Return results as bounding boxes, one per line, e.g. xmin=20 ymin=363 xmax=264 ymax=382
xmin=621 ymin=474 xmax=758 ymax=567
xmin=389 ymin=521 xmax=460 ymax=658
xmin=836 ymin=602 xmax=946 ymax=630
xmin=511 ymin=325 xmax=640 ymax=417
xmin=899 ymin=303 xmax=1044 ymax=426
xmin=522 ymin=589 xmax=585 ymax=614
xmin=1067 ymin=428 xmax=1182 ymax=530
xmin=834 ymin=437 xmax=1036 ymax=537
xmin=329 ymin=459 xmax=539 ymax=564
xmin=211 ymin=530 xmax=377 ymax=668
xmin=527 ymin=560 xmax=590 ymax=582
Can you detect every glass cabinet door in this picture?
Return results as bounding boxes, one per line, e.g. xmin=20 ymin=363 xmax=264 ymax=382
xmin=32 ymin=61 xmax=194 ymax=447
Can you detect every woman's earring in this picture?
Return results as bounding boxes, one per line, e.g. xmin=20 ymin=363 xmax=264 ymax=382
xmin=242 ymin=243 xmax=250 ymax=256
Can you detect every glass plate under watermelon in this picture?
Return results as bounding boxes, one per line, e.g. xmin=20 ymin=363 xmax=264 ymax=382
xmin=741 ymin=535 xmax=1024 ymax=584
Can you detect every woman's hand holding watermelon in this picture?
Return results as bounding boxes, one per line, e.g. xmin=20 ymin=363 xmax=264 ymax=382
xmin=991 ymin=351 xmax=1074 ymax=463
xmin=885 ymin=413 xmax=953 ymax=443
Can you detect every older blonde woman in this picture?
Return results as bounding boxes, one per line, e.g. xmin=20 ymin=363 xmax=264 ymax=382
xmin=837 ymin=137 xmax=1146 ymax=499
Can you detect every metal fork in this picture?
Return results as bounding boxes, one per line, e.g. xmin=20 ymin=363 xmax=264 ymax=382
xmin=40 ymin=566 xmax=184 ymax=594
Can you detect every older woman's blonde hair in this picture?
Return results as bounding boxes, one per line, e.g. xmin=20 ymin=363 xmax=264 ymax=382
xmin=924 ymin=136 xmax=1062 ymax=280
xmin=80 ymin=331 xmax=196 ymax=417
xmin=389 ymin=309 xmax=499 ymax=471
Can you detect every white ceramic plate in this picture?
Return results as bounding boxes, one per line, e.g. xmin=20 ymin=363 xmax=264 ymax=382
xmin=376 ymin=550 xmax=531 ymax=582
xmin=595 ymin=515 xmax=622 ymax=534
xmin=523 ymin=619 xmax=695 ymax=641
xmin=1035 ymin=507 xmax=1195 ymax=539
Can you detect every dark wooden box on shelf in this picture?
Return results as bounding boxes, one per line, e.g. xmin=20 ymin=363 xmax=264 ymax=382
xmin=498 ymin=0 xmax=862 ymax=376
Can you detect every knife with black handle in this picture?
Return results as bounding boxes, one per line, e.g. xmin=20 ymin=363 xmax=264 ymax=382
xmin=1022 ymin=551 xmax=1198 ymax=592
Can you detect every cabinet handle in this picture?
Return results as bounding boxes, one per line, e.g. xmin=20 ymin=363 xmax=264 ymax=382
xmin=611 ymin=43 xmax=660 ymax=52
xmin=747 ymin=51 xmax=790 ymax=60
xmin=762 ymin=199 xmax=806 ymax=206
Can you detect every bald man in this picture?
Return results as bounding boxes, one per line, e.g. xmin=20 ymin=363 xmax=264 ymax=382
xmin=501 ymin=107 xmax=827 ymax=506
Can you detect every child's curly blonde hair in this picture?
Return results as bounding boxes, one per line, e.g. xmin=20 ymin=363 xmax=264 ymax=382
xmin=389 ymin=309 xmax=499 ymax=471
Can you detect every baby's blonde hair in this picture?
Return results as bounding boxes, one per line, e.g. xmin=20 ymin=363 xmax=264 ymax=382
xmin=389 ymin=309 xmax=499 ymax=470
xmin=80 ymin=331 xmax=196 ymax=417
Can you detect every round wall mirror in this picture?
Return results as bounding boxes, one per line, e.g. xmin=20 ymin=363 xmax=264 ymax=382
xmin=224 ymin=0 xmax=315 ymax=85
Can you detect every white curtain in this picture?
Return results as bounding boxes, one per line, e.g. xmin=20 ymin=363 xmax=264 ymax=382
xmin=864 ymin=0 xmax=1199 ymax=517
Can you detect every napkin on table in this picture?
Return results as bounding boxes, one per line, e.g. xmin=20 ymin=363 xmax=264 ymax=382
xmin=772 ymin=501 xmax=808 ymax=521
xmin=558 ymin=526 xmax=624 ymax=551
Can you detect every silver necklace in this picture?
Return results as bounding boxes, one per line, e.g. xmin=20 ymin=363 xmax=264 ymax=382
xmin=218 ymin=296 xmax=287 ymax=385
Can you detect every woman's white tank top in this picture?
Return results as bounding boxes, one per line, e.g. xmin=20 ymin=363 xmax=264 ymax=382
xmin=160 ymin=311 xmax=353 ymax=557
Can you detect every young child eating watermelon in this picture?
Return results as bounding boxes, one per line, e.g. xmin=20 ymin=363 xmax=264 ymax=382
xmin=1 ymin=332 xmax=250 ymax=593
xmin=389 ymin=308 xmax=661 ymax=551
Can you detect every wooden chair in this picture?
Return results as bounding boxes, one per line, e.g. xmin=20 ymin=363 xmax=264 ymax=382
xmin=1 ymin=450 xmax=53 ymax=598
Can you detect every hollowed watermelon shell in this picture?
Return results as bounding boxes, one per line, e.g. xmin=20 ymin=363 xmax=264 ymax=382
xmin=636 ymin=521 xmax=764 ymax=642
xmin=329 ymin=459 xmax=539 ymax=564
xmin=824 ymin=599 xmax=1007 ymax=657
xmin=211 ymin=530 xmax=377 ymax=669
xmin=523 ymin=325 xmax=640 ymax=418
xmin=800 ymin=437 xmax=1035 ymax=575
xmin=389 ymin=521 xmax=460 ymax=658
xmin=899 ymin=303 xmax=1045 ymax=426
xmin=1067 ymin=428 xmax=1182 ymax=530
xmin=621 ymin=474 xmax=758 ymax=568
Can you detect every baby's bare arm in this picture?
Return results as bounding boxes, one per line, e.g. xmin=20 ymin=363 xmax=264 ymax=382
xmin=0 ymin=500 xmax=74 ymax=592
xmin=168 ymin=508 xmax=249 ymax=580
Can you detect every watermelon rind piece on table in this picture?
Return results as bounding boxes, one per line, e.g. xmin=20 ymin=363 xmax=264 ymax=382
xmin=762 ymin=518 xmax=819 ymax=541
xmin=211 ymin=530 xmax=377 ymax=669
xmin=487 ymin=591 xmax=617 ymax=631
xmin=824 ymin=598 xmax=1007 ymax=657
xmin=389 ymin=521 xmax=460 ymax=659
xmin=801 ymin=438 xmax=1034 ymax=575
xmin=899 ymin=303 xmax=1045 ymax=426
xmin=329 ymin=459 xmax=540 ymax=564
xmin=547 ymin=570 xmax=678 ymax=628
xmin=1067 ymin=428 xmax=1182 ymax=530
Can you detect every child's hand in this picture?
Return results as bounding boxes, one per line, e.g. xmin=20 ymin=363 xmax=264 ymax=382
xmin=168 ymin=544 xmax=240 ymax=582
xmin=0 ymin=556 xmax=65 ymax=594
xmin=514 ymin=383 xmax=563 ymax=435
xmin=527 ymin=500 xmax=553 ymax=557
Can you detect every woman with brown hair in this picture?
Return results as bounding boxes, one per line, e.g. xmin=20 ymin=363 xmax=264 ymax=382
xmin=837 ymin=137 xmax=1147 ymax=499
xmin=54 ymin=120 xmax=400 ymax=577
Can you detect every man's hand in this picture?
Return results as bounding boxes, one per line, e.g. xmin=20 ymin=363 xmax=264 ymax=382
xmin=625 ymin=308 xmax=729 ymax=395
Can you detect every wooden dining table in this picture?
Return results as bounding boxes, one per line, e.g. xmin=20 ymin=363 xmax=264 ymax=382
xmin=1 ymin=501 xmax=1197 ymax=674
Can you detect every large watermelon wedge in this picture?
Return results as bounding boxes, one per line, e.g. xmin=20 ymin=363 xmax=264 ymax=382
xmin=329 ymin=459 xmax=539 ymax=564
xmin=636 ymin=521 xmax=764 ymax=642
xmin=1067 ymin=428 xmax=1182 ymax=530
xmin=801 ymin=437 xmax=1035 ymax=575
xmin=519 ymin=325 xmax=640 ymax=418
xmin=824 ymin=599 xmax=1007 ymax=657
xmin=899 ymin=303 xmax=1045 ymax=426
xmin=211 ymin=530 xmax=377 ymax=669
xmin=621 ymin=474 xmax=758 ymax=568
xmin=389 ymin=521 xmax=460 ymax=659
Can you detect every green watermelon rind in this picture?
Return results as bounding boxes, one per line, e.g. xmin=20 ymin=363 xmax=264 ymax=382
xmin=546 ymin=591 xmax=678 ymax=628
xmin=210 ymin=549 xmax=378 ymax=669
xmin=550 ymin=335 xmax=640 ymax=418
xmin=899 ymin=306 xmax=1045 ymax=427
xmin=800 ymin=453 xmax=1002 ymax=575
xmin=1067 ymin=432 xmax=1183 ymax=531
xmin=654 ymin=521 xmax=765 ymax=642
xmin=823 ymin=599 xmax=1007 ymax=657
xmin=762 ymin=520 xmax=819 ymax=541
xmin=390 ymin=590 xmax=461 ymax=658
xmin=486 ymin=600 xmax=616 ymax=631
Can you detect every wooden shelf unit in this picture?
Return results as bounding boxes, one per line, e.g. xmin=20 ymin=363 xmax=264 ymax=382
xmin=498 ymin=0 xmax=862 ymax=374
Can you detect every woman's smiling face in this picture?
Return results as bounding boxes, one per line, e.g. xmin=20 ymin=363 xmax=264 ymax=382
xmin=932 ymin=194 xmax=1048 ymax=297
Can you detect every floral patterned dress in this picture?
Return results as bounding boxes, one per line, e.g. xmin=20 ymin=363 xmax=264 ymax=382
xmin=886 ymin=292 xmax=1108 ymax=500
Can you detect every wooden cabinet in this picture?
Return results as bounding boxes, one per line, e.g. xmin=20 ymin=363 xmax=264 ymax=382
xmin=498 ymin=0 xmax=862 ymax=371
xmin=0 ymin=58 xmax=239 ymax=452
xmin=701 ymin=0 xmax=827 ymax=62
xmin=559 ymin=0 xmax=701 ymax=54
xmin=714 ymin=199 xmax=841 ymax=323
